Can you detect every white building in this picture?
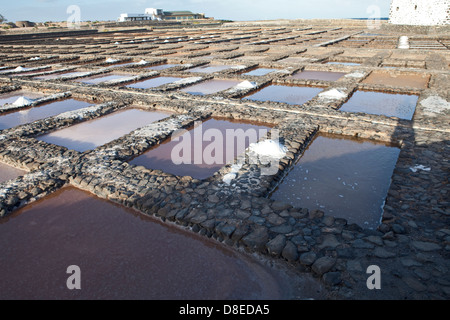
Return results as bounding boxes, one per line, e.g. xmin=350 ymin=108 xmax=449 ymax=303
xmin=118 ymin=8 xmax=204 ymax=22
xmin=389 ymin=0 xmax=450 ymax=26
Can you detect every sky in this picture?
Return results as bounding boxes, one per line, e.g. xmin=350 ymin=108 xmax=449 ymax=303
xmin=1 ymin=0 xmax=391 ymax=23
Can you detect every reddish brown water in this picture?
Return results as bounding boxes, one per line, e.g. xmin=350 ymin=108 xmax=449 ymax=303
xmin=0 ymin=186 xmax=324 ymax=300
xmin=339 ymin=90 xmax=419 ymax=120
xmin=243 ymin=68 xmax=277 ymax=76
xmin=0 ymin=161 xmax=26 ymax=183
xmin=243 ymin=84 xmax=322 ymax=105
xmin=38 ymin=108 xmax=171 ymax=152
xmin=126 ymin=77 xmax=183 ymax=89
xmin=291 ymin=70 xmax=346 ymax=81
xmin=181 ymin=79 xmax=241 ymax=95
xmin=75 ymin=74 xmax=129 ymax=84
xmin=0 ymin=99 xmax=92 ymax=130
xmin=0 ymin=90 xmax=44 ymax=106
xmin=270 ymin=134 xmax=400 ymax=229
xmin=129 ymin=118 xmax=270 ymax=179
xmin=362 ymin=72 xmax=430 ymax=89
xmin=187 ymin=64 xmax=231 ymax=73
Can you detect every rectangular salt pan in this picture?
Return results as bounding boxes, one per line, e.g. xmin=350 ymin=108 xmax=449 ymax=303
xmin=37 ymin=108 xmax=171 ymax=152
xmin=270 ymin=134 xmax=400 ymax=229
xmin=0 ymin=99 xmax=92 ymax=130
xmin=243 ymin=85 xmax=322 ymax=105
xmin=339 ymin=90 xmax=418 ymax=120
xmin=129 ymin=118 xmax=270 ymax=179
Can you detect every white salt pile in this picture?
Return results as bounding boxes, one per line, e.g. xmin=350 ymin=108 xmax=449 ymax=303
xmin=235 ymin=81 xmax=257 ymax=90
xmin=318 ymin=88 xmax=347 ymax=100
xmin=105 ymin=58 xmax=119 ymax=63
xmin=14 ymin=66 xmax=26 ymax=72
xmin=12 ymin=96 xmax=34 ymax=107
xmin=249 ymin=140 xmax=287 ymax=159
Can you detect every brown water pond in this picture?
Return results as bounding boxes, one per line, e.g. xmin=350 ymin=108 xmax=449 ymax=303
xmin=339 ymin=90 xmax=418 ymax=120
xmin=181 ymin=79 xmax=241 ymax=95
xmin=0 ymin=161 xmax=26 ymax=184
xmin=362 ymin=71 xmax=430 ymax=89
xmin=187 ymin=64 xmax=231 ymax=73
xmin=0 ymin=186 xmax=324 ymax=299
xmin=129 ymin=118 xmax=271 ymax=179
xmin=243 ymin=68 xmax=277 ymax=76
xmin=38 ymin=108 xmax=171 ymax=152
xmin=0 ymin=99 xmax=92 ymax=131
xmin=0 ymin=90 xmax=44 ymax=107
xmin=270 ymin=133 xmax=400 ymax=229
xmin=126 ymin=77 xmax=183 ymax=89
xmin=243 ymin=84 xmax=322 ymax=105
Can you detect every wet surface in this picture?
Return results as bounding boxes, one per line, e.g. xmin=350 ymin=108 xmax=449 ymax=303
xmin=0 ymin=99 xmax=92 ymax=130
xmin=34 ymin=71 xmax=86 ymax=80
xmin=0 ymin=186 xmax=324 ymax=300
xmin=0 ymin=161 xmax=26 ymax=184
xmin=187 ymin=64 xmax=231 ymax=73
xmin=146 ymin=64 xmax=179 ymax=70
xmin=270 ymin=134 xmax=400 ymax=229
xmin=243 ymin=68 xmax=277 ymax=76
xmin=339 ymin=90 xmax=419 ymax=120
xmin=181 ymin=79 xmax=241 ymax=95
xmin=126 ymin=76 xmax=183 ymax=89
xmin=243 ymin=84 xmax=322 ymax=105
xmin=0 ymin=90 xmax=44 ymax=106
xmin=130 ymin=118 xmax=270 ymax=179
xmin=291 ymin=70 xmax=346 ymax=81
xmin=38 ymin=108 xmax=171 ymax=152
xmin=362 ymin=71 xmax=430 ymax=89
xmin=75 ymin=74 xmax=129 ymax=84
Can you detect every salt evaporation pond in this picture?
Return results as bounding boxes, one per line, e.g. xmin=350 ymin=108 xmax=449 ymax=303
xmin=0 ymin=186 xmax=324 ymax=299
xmin=270 ymin=134 xmax=400 ymax=229
xmin=38 ymin=108 xmax=171 ymax=152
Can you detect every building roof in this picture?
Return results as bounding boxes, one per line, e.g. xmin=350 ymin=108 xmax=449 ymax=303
xmin=163 ymin=11 xmax=198 ymax=16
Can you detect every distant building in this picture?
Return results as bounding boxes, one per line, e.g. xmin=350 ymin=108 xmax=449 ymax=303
xmin=118 ymin=8 xmax=205 ymax=22
xmin=389 ymin=0 xmax=450 ymax=26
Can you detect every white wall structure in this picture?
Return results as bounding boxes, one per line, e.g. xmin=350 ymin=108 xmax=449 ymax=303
xmin=389 ymin=0 xmax=450 ymax=25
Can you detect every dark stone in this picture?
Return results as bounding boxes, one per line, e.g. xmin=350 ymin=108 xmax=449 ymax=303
xmin=312 ymin=256 xmax=335 ymax=276
xmin=323 ymin=272 xmax=342 ymax=286
xmin=352 ymin=239 xmax=375 ymax=249
xmin=282 ymin=241 xmax=298 ymax=262
xmin=271 ymin=201 xmax=292 ymax=211
xmin=309 ymin=209 xmax=324 ymax=219
xmin=412 ymin=241 xmax=441 ymax=251
xmin=299 ymin=252 xmax=317 ymax=266
xmin=266 ymin=235 xmax=286 ymax=256
xmin=241 ymin=226 xmax=269 ymax=251
xmin=337 ymin=248 xmax=355 ymax=259
xmin=392 ymin=224 xmax=406 ymax=234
